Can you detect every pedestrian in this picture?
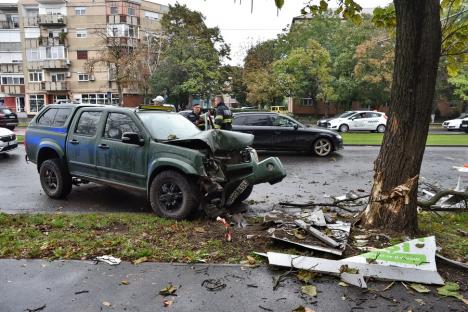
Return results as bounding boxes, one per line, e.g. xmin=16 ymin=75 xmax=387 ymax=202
xmin=186 ymin=103 xmax=205 ymax=130
xmin=213 ymin=95 xmax=232 ymax=130
xmin=152 ymin=95 xmax=165 ymax=106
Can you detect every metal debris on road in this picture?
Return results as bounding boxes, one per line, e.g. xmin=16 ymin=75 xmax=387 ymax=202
xmin=201 ymin=279 xmax=226 ymax=291
xmin=294 ymin=220 xmax=341 ymax=248
xmin=93 ymin=255 xmax=121 ymax=265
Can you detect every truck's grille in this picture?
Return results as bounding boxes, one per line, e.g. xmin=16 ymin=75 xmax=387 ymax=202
xmin=0 ymin=134 xmax=15 ymax=142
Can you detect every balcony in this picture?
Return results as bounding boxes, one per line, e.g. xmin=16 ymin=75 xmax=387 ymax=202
xmin=38 ymin=14 xmax=66 ymax=26
xmin=39 ymin=37 xmax=68 ymax=47
xmin=107 ymin=37 xmax=139 ymax=47
xmin=23 ymin=16 xmax=39 ymax=27
xmin=28 ymin=59 xmax=70 ymax=70
xmin=1 ymin=85 xmax=24 ymax=95
xmin=0 ymin=63 xmax=22 ymax=73
xmin=42 ymin=81 xmax=69 ymax=91
xmin=0 ymin=21 xmax=19 ymax=29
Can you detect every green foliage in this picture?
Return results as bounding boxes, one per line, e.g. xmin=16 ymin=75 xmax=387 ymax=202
xmin=448 ymin=71 xmax=468 ymax=101
xmin=151 ymin=4 xmax=229 ymax=106
xmin=272 ymin=40 xmax=333 ymax=101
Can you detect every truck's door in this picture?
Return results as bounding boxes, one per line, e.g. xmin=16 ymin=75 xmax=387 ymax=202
xmin=95 ymin=111 xmax=147 ymax=189
xmin=66 ymin=109 xmax=103 ymax=177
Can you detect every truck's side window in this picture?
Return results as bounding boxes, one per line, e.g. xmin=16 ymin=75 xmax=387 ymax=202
xmin=104 ymin=113 xmax=140 ymax=140
xmin=37 ymin=109 xmax=58 ymax=126
xmin=53 ymin=108 xmax=72 ymax=127
xmin=75 ymin=111 xmax=101 ymax=136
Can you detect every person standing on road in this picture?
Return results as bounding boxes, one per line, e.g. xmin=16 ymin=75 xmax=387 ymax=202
xmin=213 ymin=95 xmax=232 ymax=130
xmin=186 ymin=103 xmax=205 ymax=130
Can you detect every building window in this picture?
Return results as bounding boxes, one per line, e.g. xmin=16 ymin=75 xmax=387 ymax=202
xmin=29 ymin=71 xmax=43 ymax=82
xmin=1 ymin=76 xmax=24 ymax=85
xmin=127 ymin=4 xmax=136 ymax=16
xmin=82 ymin=93 xmax=118 ymax=105
xmin=51 ymin=73 xmax=65 ymax=82
xmin=30 ymin=47 xmax=65 ymax=60
xmin=300 ymin=98 xmax=314 ymax=106
xmin=75 ymin=7 xmax=86 ymax=16
xmin=144 ymin=11 xmax=159 ymax=20
xmin=78 ymin=73 xmax=89 ymax=81
xmin=77 ymin=50 xmax=88 ymax=60
xmin=29 ymin=94 xmax=45 ymax=113
xmin=128 ymin=25 xmax=136 ymax=38
xmin=110 ymin=3 xmax=119 ymax=15
xmin=76 ymin=29 xmax=87 ymax=38
xmin=27 ymin=49 xmax=39 ymax=61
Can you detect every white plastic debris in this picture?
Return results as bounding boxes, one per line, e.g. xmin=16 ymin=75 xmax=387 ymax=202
xmin=307 ymin=210 xmax=327 ymax=227
xmin=94 ymin=255 xmax=121 ymax=265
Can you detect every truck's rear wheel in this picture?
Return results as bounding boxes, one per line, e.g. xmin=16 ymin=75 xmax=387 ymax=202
xmin=39 ymin=159 xmax=72 ymax=199
xmin=149 ymin=170 xmax=199 ymax=220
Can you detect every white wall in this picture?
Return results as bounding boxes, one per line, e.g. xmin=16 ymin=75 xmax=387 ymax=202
xmin=24 ymin=27 xmax=39 ymax=39
xmin=0 ymin=30 xmax=20 ymax=42
xmin=0 ymin=52 xmax=22 ymax=63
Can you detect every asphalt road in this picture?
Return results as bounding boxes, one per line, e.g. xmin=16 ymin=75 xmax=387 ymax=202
xmin=0 ymin=146 xmax=467 ymax=214
xmin=1 ymin=259 xmax=465 ymax=312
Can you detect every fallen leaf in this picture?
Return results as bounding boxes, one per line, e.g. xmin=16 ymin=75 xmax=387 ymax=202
xmin=246 ymin=255 xmax=256 ymax=265
xmin=437 ymin=282 xmax=462 ymax=300
xmin=194 ymin=227 xmax=206 ymax=233
xmin=133 ymin=257 xmax=148 ymax=265
xmin=293 ymin=229 xmax=306 ymax=240
xmin=301 ymin=285 xmax=317 ymax=298
xmin=338 ymin=282 xmax=348 ymax=287
xmin=102 ymin=301 xmax=111 ymax=307
xmin=163 ymin=299 xmax=173 ymax=307
xmin=160 ymin=284 xmax=178 ymax=296
xmin=415 ymin=298 xmax=425 ymax=305
xmin=462 ymin=298 xmax=468 ymax=305
xmin=292 ymin=306 xmax=315 ymax=312
xmin=121 ymin=280 xmax=129 ymax=285
xmin=410 ymin=283 xmax=430 ymax=293
xmin=297 ymin=270 xmax=315 ymax=283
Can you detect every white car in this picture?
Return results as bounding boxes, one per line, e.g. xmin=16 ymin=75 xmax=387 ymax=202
xmin=442 ymin=114 xmax=468 ymax=130
xmin=0 ymin=127 xmax=18 ymax=153
xmin=318 ymin=111 xmax=388 ymax=133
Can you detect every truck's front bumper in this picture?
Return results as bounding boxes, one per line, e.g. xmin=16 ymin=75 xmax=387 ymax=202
xmin=246 ymin=156 xmax=286 ymax=185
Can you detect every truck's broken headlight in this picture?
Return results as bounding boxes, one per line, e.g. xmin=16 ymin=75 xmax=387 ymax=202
xmin=248 ymin=148 xmax=258 ymax=163
xmin=203 ymin=158 xmax=219 ymax=171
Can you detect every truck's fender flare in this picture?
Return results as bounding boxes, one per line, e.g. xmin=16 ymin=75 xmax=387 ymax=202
xmin=147 ymin=157 xmax=201 ymax=189
xmin=36 ymin=140 xmax=65 ymax=168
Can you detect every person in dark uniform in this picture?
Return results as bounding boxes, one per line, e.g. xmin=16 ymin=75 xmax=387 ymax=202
xmin=213 ymin=95 xmax=232 ymax=130
xmin=186 ymin=103 xmax=205 ymax=130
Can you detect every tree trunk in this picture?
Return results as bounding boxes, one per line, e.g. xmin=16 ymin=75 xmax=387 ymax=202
xmin=361 ymin=0 xmax=441 ymax=235
xmin=117 ymin=82 xmax=123 ymax=107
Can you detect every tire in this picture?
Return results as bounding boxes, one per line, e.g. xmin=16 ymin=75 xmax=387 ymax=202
xmin=149 ymin=170 xmax=199 ymax=220
xmin=339 ymin=124 xmax=349 ymax=133
xmin=39 ymin=159 xmax=72 ymax=199
xmin=233 ymin=185 xmax=254 ymax=204
xmin=376 ymin=124 xmax=386 ymax=133
xmin=313 ymin=137 xmax=333 ymax=157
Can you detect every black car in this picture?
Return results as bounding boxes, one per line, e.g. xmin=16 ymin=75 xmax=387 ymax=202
xmin=461 ymin=119 xmax=468 ymax=133
xmin=0 ymin=107 xmax=18 ymax=130
xmin=232 ymin=112 xmax=343 ymax=157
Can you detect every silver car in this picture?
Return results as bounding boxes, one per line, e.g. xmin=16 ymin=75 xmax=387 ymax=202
xmin=0 ymin=127 xmax=18 ymax=153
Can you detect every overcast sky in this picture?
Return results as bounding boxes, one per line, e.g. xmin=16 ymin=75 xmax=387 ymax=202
xmin=162 ymin=0 xmax=392 ymax=65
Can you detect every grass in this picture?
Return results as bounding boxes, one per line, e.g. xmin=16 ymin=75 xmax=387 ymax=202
xmin=0 ymin=211 xmax=466 ymax=263
xmin=16 ymin=134 xmax=24 ymax=143
xmin=342 ymin=133 xmax=468 ymax=146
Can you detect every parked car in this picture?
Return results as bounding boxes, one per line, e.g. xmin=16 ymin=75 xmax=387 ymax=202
xmin=0 ymin=107 xmax=18 ymax=130
xmin=25 ymin=104 xmax=286 ymax=219
xmin=461 ymin=119 xmax=468 ymax=133
xmin=317 ymin=111 xmax=387 ymax=133
xmin=0 ymin=127 xmax=18 ymax=153
xmin=442 ymin=114 xmax=468 ymax=131
xmin=232 ymin=112 xmax=343 ymax=157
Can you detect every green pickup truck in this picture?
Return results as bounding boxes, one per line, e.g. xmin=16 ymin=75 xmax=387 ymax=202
xmin=25 ymin=104 xmax=286 ymax=219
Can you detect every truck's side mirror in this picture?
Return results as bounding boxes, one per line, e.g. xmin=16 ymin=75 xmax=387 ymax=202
xmin=122 ymin=132 xmax=144 ymax=146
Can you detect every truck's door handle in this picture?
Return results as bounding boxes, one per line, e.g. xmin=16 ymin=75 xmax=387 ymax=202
xmin=98 ymin=144 xmax=109 ymax=150
xmin=69 ymin=139 xmax=79 ymax=145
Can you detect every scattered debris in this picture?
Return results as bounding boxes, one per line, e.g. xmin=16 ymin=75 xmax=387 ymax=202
xmin=258 ymin=305 xmax=274 ymax=312
xmin=340 ymin=271 xmax=367 ymax=288
xmin=437 ymin=282 xmax=464 ymax=300
xmin=216 ymin=216 xmax=232 ymax=242
xmin=307 ymin=210 xmax=326 ymax=226
xmin=133 ymin=257 xmax=148 ymax=265
xmin=74 ymin=290 xmax=89 ymax=295
xmin=163 ymin=299 xmax=173 ymax=307
xmin=294 ymin=220 xmax=341 ymax=248
xmin=338 ymin=282 xmax=348 ymax=287
xmin=410 ymin=283 xmax=431 ymax=293
xmin=201 ymin=279 xmax=226 ymax=292
xmin=24 ymin=304 xmax=46 ymax=312
xmin=267 ymin=237 xmax=445 ymax=288
xmin=292 ymin=306 xmax=315 ymax=312
xmin=120 ymin=280 xmax=129 ymax=285
xmin=93 ymin=255 xmax=121 ymax=265
xmin=159 ymin=284 xmax=178 ymax=296
xmin=102 ymin=301 xmax=112 ymax=307
xmin=436 ymin=253 xmax=468 ymax=270
xmin=301 ymin=285 xmax=317 ymax=298
xmin=271 ymin=236 xmax=343 ymax=256
xmin=297 ymin=270 xmax=316 ymax=284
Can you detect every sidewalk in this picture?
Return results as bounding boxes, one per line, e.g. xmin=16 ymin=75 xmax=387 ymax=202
xmin=0 ymin=259 xmax=464 ymax=312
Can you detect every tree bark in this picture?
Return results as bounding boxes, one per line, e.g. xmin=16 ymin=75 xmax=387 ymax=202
xmin=361 ymin=0 xmax=441 ymax=235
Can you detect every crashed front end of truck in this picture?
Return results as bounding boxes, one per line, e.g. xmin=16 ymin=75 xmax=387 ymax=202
xmin=166 ymin=130 xmax=286 ymax=216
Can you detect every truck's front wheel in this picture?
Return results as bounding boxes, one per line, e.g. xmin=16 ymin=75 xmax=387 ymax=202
xmin=39 ymin=159 xmax=72 ymax=199
xmin=149 ymin=170 xmax=199 ymax=220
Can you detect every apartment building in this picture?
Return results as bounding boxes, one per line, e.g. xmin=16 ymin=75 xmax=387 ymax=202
xmin=15 ymin=0 xmax=167 ymax=115
xmin=0 ymin=2 xmax=25 ymax=114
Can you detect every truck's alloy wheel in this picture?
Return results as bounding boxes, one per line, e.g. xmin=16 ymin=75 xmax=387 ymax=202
xmin=149 ymin=170 xmax=199 ymax=220
xmin=313 ymin=138 xmax=332 ymax=157
xmin=39 ymin=159 xmax=72 ymax=199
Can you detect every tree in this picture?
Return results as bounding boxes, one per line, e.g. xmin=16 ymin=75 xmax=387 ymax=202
xmin=244 ymin=67 xmax=282 ymax=106
xmin=277 ymin=0 xmax=442 ymax=234
xmin=272 ymin=40 xmax=333 ymax=101
xmin=85 ymin=27 xmax=140 ymax=106
xmin=151 ymin=4 xmax=229 ymax=106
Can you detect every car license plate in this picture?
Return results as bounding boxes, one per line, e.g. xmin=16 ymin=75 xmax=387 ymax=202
xmin=226 ymin=179 xmax=250 ymax=206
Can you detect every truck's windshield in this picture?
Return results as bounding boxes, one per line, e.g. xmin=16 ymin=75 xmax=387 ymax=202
xmin=137 ymin=112 xmax=200 ymax=140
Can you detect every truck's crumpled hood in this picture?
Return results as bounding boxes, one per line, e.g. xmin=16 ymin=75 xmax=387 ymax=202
xmin=165 ymin=129 xmax=254 ymax=152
